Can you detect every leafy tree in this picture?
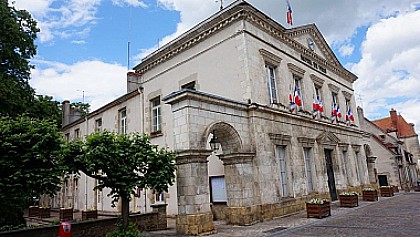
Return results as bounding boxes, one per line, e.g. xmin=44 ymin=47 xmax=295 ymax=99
xmin=0 ymin=116 xmax=64 ymax=228
xmin=70 ymin=101 xmax=90 ymax=116
xmin=61 ymin=131 xmax=176 ymax=229
xmin=0 ymin=1 xmax=39 ymax=116
xmin=29 ymin=95 xmax=63 ymax=126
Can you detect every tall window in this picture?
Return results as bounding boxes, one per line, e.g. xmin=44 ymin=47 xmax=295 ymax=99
xmin=266 ymin=64 xmax=278 ymax=104
xmin=294 ymin=75 xmax=304 ymax=107
xmin=151 ymin=97 xmax=161 ymax=132
xmin=354 ymin=151 xmax=361 ymax=183
xmin=304 ymin=148 xmax=314 ymax=193
xmin=95 ymin=118 xmax=102 ymax=132
xmin=332 ymin=92 xmax=338 ymax=105
xmin=342 ymin=150 xmax=349 ymax=184
xmin=276 ymin=146 xmax=289 ymax=197
xmin=119 ymin=109 xmax=127 ymax=134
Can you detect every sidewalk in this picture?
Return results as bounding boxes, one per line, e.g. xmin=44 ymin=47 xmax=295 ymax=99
xmin=145 ymin=192 xmax=420 ymax=236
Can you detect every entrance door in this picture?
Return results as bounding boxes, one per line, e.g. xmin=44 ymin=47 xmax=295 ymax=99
xmin=378 ymin=175 xmax=388 ymax=186
xmin=324 ymin=149 xmax=337 ymax=201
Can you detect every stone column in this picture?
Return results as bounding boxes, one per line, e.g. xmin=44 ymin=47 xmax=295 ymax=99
xmin=175 ymin=150 xmax=214 ymax=235
xmin=220 ymin=153 xmax=257 ymax=225
xmin=367 ymin=156 xmax=377 ymax=184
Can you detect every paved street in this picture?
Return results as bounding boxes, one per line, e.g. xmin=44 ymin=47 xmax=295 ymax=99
xmin=145 ymin=192 xmax=420 ymax=236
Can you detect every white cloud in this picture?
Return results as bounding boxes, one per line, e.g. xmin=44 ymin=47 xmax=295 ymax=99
xmin=12 ymin=0 xmax=101 ymax=43
xmin=112 ymin=0 xmax=148 ymax=8
xmin=30 ymin=60 xmax=127 ymax=111
xmin=338 ymin=43 xmax=355 ymax=57
xmin=71 ymin=40 xmax=87 ymax=45
xmin=353 ymin=9 xmax=420 ymax=129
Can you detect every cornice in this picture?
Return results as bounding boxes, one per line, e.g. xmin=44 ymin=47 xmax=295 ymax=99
xmin=134 ymin=2 xmax=357 ymax=84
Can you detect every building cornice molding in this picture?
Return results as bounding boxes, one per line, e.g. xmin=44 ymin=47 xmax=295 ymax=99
xmin=133 ymin=2 xmax=357 ymax=84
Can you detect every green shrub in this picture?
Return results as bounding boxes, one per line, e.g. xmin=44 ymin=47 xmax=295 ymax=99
xmin=106 ymin=222 xmax=143 ymax=237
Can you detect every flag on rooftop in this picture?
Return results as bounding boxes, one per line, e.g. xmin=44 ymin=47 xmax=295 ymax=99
xmin=286 ymin=0 xmax=293 ymax=26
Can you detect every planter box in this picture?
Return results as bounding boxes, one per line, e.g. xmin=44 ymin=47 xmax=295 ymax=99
xmin=392 ymin=185 xmax=399 ymax=193
xmin=306 ymin=202 xmax=331 ymax=218
xmin=39 ymin=207 xmax=51 ymax=218
xmin=29 ymin=206 xmax=39 ymax=217
xmin=362 ymin=190 xmax=378 ymax=201
xmin=339 ymin=194 xmax=358 ymax=207
xmin=59 ymin=208 xmax=74 ymax=221
xmin=82 ymin=210 xmax=98 ymax=220
xmin=380 ymin=186 xmax=394 ymax=197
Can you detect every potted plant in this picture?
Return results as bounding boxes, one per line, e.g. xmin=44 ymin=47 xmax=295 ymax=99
xmin=29 ymin=206 xmax=40 ymax=217
xmin=39 ymin=206 xmax=51 ymax=218
xmin=82 ymin=209 xmax=98 ymax=220
xmin=338 ymin=192 xmax=359 ymax=207
xmin=59 ymin=207 xmax=74 ymax=221
xmin=362 ymin=188 xmax=378 ymax=201
xmin=380 ymin=186 xmax=394 ymax=197
xmin=306 ymin=198 xmax=331 ymax=218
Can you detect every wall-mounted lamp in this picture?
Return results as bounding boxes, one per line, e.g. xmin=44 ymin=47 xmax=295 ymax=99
xmin=209 ymin=130 xmax=220 ymax=152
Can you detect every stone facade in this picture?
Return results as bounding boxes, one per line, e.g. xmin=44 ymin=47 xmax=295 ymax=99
xmin=60 ymin=1 xmax=373 ymax=235
xmin=358 ymin=107 xmax=419 ymax=190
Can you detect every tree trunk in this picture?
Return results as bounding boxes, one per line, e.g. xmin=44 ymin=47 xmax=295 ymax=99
xmin=121 ymin=195 xmax=130 ymax=229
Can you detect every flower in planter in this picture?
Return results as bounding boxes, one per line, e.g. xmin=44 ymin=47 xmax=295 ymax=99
xmin=362 ymin=187 xmax=376 ymax=191
xmin=307 ymin=198 xmax=329 ymax=204
xmin=340 ymin=191 xmax=359 ymax=196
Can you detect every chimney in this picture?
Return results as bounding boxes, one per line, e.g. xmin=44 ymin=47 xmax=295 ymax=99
xmin=409 ymin=123 xmax=415 ymax=131
xmin=62 ymin=100 xmax=71 ymax=127
xmin=127 ymin=71 xmax=142 ymax=92
xmin=390 ymin=108 xmax=397 ymax=130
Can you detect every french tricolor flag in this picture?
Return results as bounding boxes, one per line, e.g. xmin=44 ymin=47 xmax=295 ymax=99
xmin=286 ymin=0 xmax=293 ymax=26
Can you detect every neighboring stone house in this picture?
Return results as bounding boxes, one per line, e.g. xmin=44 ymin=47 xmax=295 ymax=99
xmin=60 ymin=1 xmax=374 ymax=235
xmin=369 ymin=108 xmax=420 ymax=189
xmin=358 ymin=107 xmax=418 ymax=190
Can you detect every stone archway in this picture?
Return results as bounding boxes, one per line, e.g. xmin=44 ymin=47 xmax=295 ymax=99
xmin=163 ymin=89 xmax=255 ymax=234
xmin=205 ymin=122 xmax=257 ymax=225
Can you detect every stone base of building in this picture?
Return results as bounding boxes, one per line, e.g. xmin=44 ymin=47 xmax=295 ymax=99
xmin=225 ymin=197 xmax=309 ymax=226
xmin=176 ymin=212 xmax=215 ymax=235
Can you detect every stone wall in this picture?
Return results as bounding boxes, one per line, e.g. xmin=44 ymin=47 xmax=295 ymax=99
xmin=0 ymin=204 xmax=167 ymax=237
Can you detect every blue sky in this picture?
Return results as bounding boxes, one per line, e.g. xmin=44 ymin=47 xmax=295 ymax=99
xmin=11 ymin=0 xmax=420 ymax=133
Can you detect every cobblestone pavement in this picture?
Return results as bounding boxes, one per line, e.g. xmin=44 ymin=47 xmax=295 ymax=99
xmin=145 ymin=192 xmax=420 ymax=237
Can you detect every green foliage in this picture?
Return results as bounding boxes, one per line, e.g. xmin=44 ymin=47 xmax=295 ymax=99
xmin=0 ymin=1 xmax=39 ymax=116
xmin=29 ymin=95 xmax=63 ymax=126
xmin=61 ymin=131 xmax=176 ymax=228
xmin=62 ymin=131 xmax=176 ymax=204
xmin=105 ymin=222 xmax=144 ymax=237
xmin=71 ymin=102 xmax=90 ymax=116
xmin=0 ymin=116 xmax=64 ymax=228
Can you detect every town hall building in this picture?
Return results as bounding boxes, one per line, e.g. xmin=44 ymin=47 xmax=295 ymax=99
xmin=60 ymin=1 xmax=375 ymax=235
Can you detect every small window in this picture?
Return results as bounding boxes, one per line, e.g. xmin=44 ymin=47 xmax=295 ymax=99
xmin=95 ymin=118 xmax=102 ymax=132
xmin=64 ymin=133 xmax=70 ymax=142
xmin=181 ymin=81 xmax=196 ymax=90
xmin=155 ymin=191 xmax=164 ymax=203
xmin=151 ymin=97 xmax=161 ymax=132
xmin=266 ymin=64 xmax=278 ymax=104
xmin=119 ymin=109 xmax=127 ymax=134
xmin=74 ymin=129 xmax=80 ymax=139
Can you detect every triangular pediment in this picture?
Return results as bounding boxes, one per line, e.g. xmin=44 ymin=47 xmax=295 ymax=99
xmin=285 ymin=24 xmax=341 ymax=68
xmin=316 ymin=131 xmax=340 ymax=145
